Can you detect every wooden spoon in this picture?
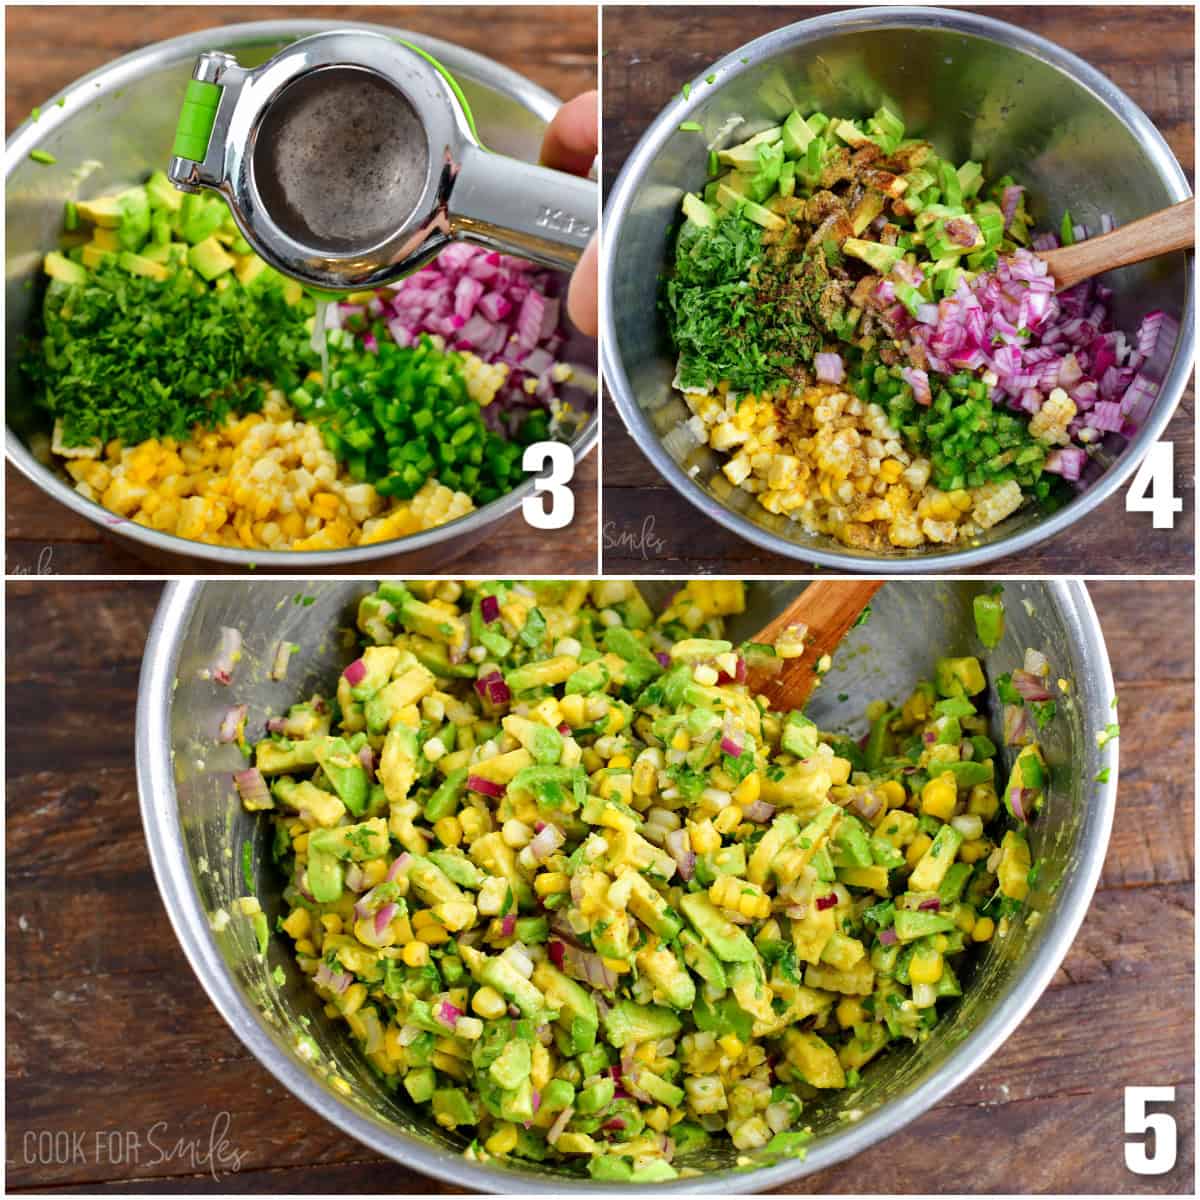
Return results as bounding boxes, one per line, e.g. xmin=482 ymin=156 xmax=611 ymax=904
xmin=1036 ymin=197 xmax=1193 ymax=293
xmin=745 ymin=580 xmax=883 ymax=713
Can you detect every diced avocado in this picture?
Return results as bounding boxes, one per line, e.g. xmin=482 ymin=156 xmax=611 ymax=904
xmin=833 ymin=814 xmax=874 ymax=868
xmin=842 ymin=238 xmax=905 ymax=273
xmin=234 ymin=254 xmax=271 ymax=288
xmin=533 ymin=961 xmax=599 ymax=1053
xmin=682 ymin=192 xmax=716 ymax=228
xmin=636 ymin=1067 xmax=685 ymax=1109
xmin=306 ymin=848 xmax=343 ymax=903
xmin=406 ymin=854 xmax=466 ymax=907
xmin=427 ymin=848 xmax=482 ymax=890
xmin=76 ymin=195 xmax=123 ymax=228
xmin=715 ymin=179 xmax=752 ymax=210
xmin=489 ymin=1039 xmax=531 ymax=1090
xmin=407 ymin=635 xmax=477 ymax=679
xmin=1004 ymin=743 xmax=1047 ymax=821
xmin=908 ymin=824 xmax=964 ymax=892
xmin=274 ymin=777 xmax=345 ymax=828
xmin=378 ymin=581 xmax=467 ymax=647
xmin=139 ymin=241 xmax=172 ymax=264
xmin=781 ymin=109 xmax=814 ymax=156
xmin=116 ymin=186 xmax=151 ymax=251
xmin=312 ymin=737 xmax=369 ymax=815
xmin=637 ymin=943 xmax=695 ymax=1009
xmin=351 ymin=645 xmax=403 ymax=699
xmin=892 ymin=906 xmax=955 ymax=941
xmin=739 ymin=197 xmax=785 ymax=231
xmin=780 ymin=711 xmax=820 ymax=758
xmin=423 ymin=767 xmax=467 ymax=823
xmin=43 ymin=250 xmax=87 ymax=286
xmin=145 ymin=169 xmax=183 ymax=213
xmin=679 ymin=929 xmax=727 ymax=991
xmin=784 ymin=1028 xmax=846 ymax=1087
xmin=942 ymin=759 xmax=993 ymax=789
xmin=432 ymin=1088 xmax=477 ymax=1129
xmin=256 ymin=738 xmax=319 ymax=776
xmin=379 ymin=725 xmax=418 ymax=802
xmin=80 ymin=243 xmax=115 ymax=271
xmin=118 ymin=250 xmax=169 ymax=282
xmin=850 ymin=190 xmax=886 ymax=235
xmin=188 ymin=235 xmax=235 ymax=281
xmin=307 ymin=816 xmax=389 ymax=862
xmin=601 ymin=999 xmax=681 ymax=1048
xmin=403 ymin=1066 xmax=436 ymax=1104
xmin=997 ymin=829 xmax=1032 ymax=901
xmin=180 ymin=194 xmax=226 ymax=245
xmin=626 ymin=872 xmax=682 ymax=939
xmin=91 ymin=226 xmax=120 ymax=252
xmin=746 ymin=812 xmax=799 ymax=887
xmin=680 ymin=893 xmax=756 ymax=962
xmin=935 ymin=656 xmax=986 ymax=697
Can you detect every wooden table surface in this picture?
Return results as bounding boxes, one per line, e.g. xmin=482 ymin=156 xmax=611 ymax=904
xmin=4 ymin=4 xmax=598 ymax=576
xmin=6 ymin=580 xmax=1193 ymax=1194
xmin=601 ymin=5 xmax=1194 ymax=576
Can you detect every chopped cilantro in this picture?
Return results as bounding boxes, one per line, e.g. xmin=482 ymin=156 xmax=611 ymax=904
xmin=1031 ymin=700 xmax=1057 ymax=730
xmin=1094 ymin=767 xmax=1111 ymax=784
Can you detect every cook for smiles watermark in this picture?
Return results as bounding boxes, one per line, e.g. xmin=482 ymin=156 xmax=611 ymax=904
xmin=15 ymin=1112 xmax=248 ymax=1182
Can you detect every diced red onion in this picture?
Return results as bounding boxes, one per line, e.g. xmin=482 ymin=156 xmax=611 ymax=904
xmin=720 ymin=734 xmax=743 ymax=758
xmin=918 ymin=897 xmax=942 ymax=911
xmin=374 ymin=902 xmax=397 ymax=935
xmin=815 ymin=893 xmax=838 ymax=911
xmin=548 ymin=940 xmax=566 ymax=970
xmin=501 ymin=914 xmax=517 ymax=937
xmin=386 ymin=853 xmax=411 ymax=883
xmin=436 ymin=1000 xmax=463 ymax=1030
xmin=528 ymin=823 xmax=565 ymax=862
xmin=358 ymin=744 xmax=375 ymax=772
xmin=210 ymin=626 xmax=242 ymax=685
xmin=1011 ymin=669 xmax=1053 ymax=702
xmin=1003 ymin=704 xmax=1031 ymax=746
xmin=218 ymin=704 xmax=246 ymax=744
xmin=1010 ymin=787 xmax=1030 ymax=823
xmin=664 ymin=829 xmax=695 ymax=881
xmin=742 ymin=800 xmax=776 ymax=823
xmin=547 ymin=1105 xmax=573 ymax=1145
xmin=233 ymin=767 xmax=269 ymax=808
xmin=468 ymin=774 xmax=505 ymax=799
xmin=270 ymin=641 xmax=295 ymax=681
xmin=480 ymin=594 xmax=501 ymax=623
xmin=879 ymin=928 xmax=898 ymax=946
xmin=343 ymin=658 xmax=366 ymax=686
xmin=814 ymin=352 xmax=845 ymax=384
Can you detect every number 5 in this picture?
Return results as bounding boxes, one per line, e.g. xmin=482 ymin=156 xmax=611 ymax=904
xmin=522 ymin=442 xmax=575 ymax=530
xmin=1124 ymin=1086 xmax=1177 ymax=1175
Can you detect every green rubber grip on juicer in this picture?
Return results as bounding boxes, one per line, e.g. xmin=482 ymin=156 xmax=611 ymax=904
xmin=172 ymin=78 xmax=222 ymax=162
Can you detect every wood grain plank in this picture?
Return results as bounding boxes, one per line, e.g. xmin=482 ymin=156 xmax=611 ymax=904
xmin=4 ymin=4 xmax=598 ymax=575
xmin=600 ymin=4 xmax=1194 ymax=576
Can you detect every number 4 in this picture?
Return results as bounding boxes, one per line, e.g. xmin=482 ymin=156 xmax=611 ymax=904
xmin=1125 ymin=442 xmax=1182 ymax=529
xmin=1124 ymin=1086 xmax=1177 ymax=1175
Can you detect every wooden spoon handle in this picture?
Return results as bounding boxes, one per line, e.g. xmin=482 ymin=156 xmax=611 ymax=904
xmin=1037 ymin=197 xmax=1194 ymax=293
xmin=745 ymin=580 xmax=883 ymax=713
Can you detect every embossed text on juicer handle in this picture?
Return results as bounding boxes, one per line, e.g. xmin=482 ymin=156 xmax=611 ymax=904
xmin=447 ymin=144 xmax=597 ymax=271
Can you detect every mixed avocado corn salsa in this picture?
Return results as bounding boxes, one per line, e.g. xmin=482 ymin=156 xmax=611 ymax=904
xmin=665 ymin=102 xmax=1171 ymax=551
xmin=231 ymin=581 xmax=1050 ymax=1179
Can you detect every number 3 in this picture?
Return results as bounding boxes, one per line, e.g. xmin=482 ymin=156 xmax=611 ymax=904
xmin=522 ymin=442 xmax=575 ymax=530
xmin=1124 ymin=1086 xmax=1177 ymax=1175
xmin=1125 ymin=442 xmax=1182 ymax=529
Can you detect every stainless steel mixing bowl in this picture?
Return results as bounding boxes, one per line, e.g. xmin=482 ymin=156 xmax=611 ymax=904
xmin=602 ymin=7 xmax=1194 ymax=570
xmin=137 ymin=579 xmax=1117 ymax=1190
xmin=5 ymin=21 xmax=597 ymax=570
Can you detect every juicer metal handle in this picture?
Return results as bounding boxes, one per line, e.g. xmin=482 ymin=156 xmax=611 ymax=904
xmin=448 ymin=145 xmax=597 ymax=271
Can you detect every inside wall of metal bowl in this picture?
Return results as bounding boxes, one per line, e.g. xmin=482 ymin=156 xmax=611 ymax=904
xmin=162 ymin=579 xmax=1109 ymax=1185
xmin=610 ymin=17 xmax=1190 ymax=562
xmin=5 ymin=22 xmax=596 ymax=444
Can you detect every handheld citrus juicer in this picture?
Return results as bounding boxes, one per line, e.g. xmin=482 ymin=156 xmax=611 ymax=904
xmin=167 ymin=32 xmax=597 ymax=291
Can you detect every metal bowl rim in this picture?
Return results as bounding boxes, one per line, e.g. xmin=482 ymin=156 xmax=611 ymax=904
xmin=600 ymin=4 xmax=1194 ymax=571
xmin=5 ymin=18 xmax=598 ymax=568
xmin=136 ymin=578 xmax=1118 ymax=1192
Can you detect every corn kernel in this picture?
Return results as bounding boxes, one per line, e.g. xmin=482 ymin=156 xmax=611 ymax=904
xmin=434 ymin=816 xmax=462 ymax=847
xmin=416 ymin=924 xmax=451 ymax=945
xmin=972 ymin=917 xmax=996 ymax=942
xmin=608 ymin=754 xmax=632 ymax=769
xmin=402 ymin=940 xmax=430 ymax=967
xmin=713 ymin=806 xmax=742 ymax=835
xmin=959 ymin=838 xmax=991 ymax=864
xmin=671 ymin=729 xmax=691 ymax=752
xmin=472 ymin=986 xmax=507 ymax=1019
xmin=905 ymin=833 xmax=933 ymax=869
xmin=909 ymin=951 xmax=943 ymax=985
xmin=534 ymin=872 xmax=570 ymax=896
